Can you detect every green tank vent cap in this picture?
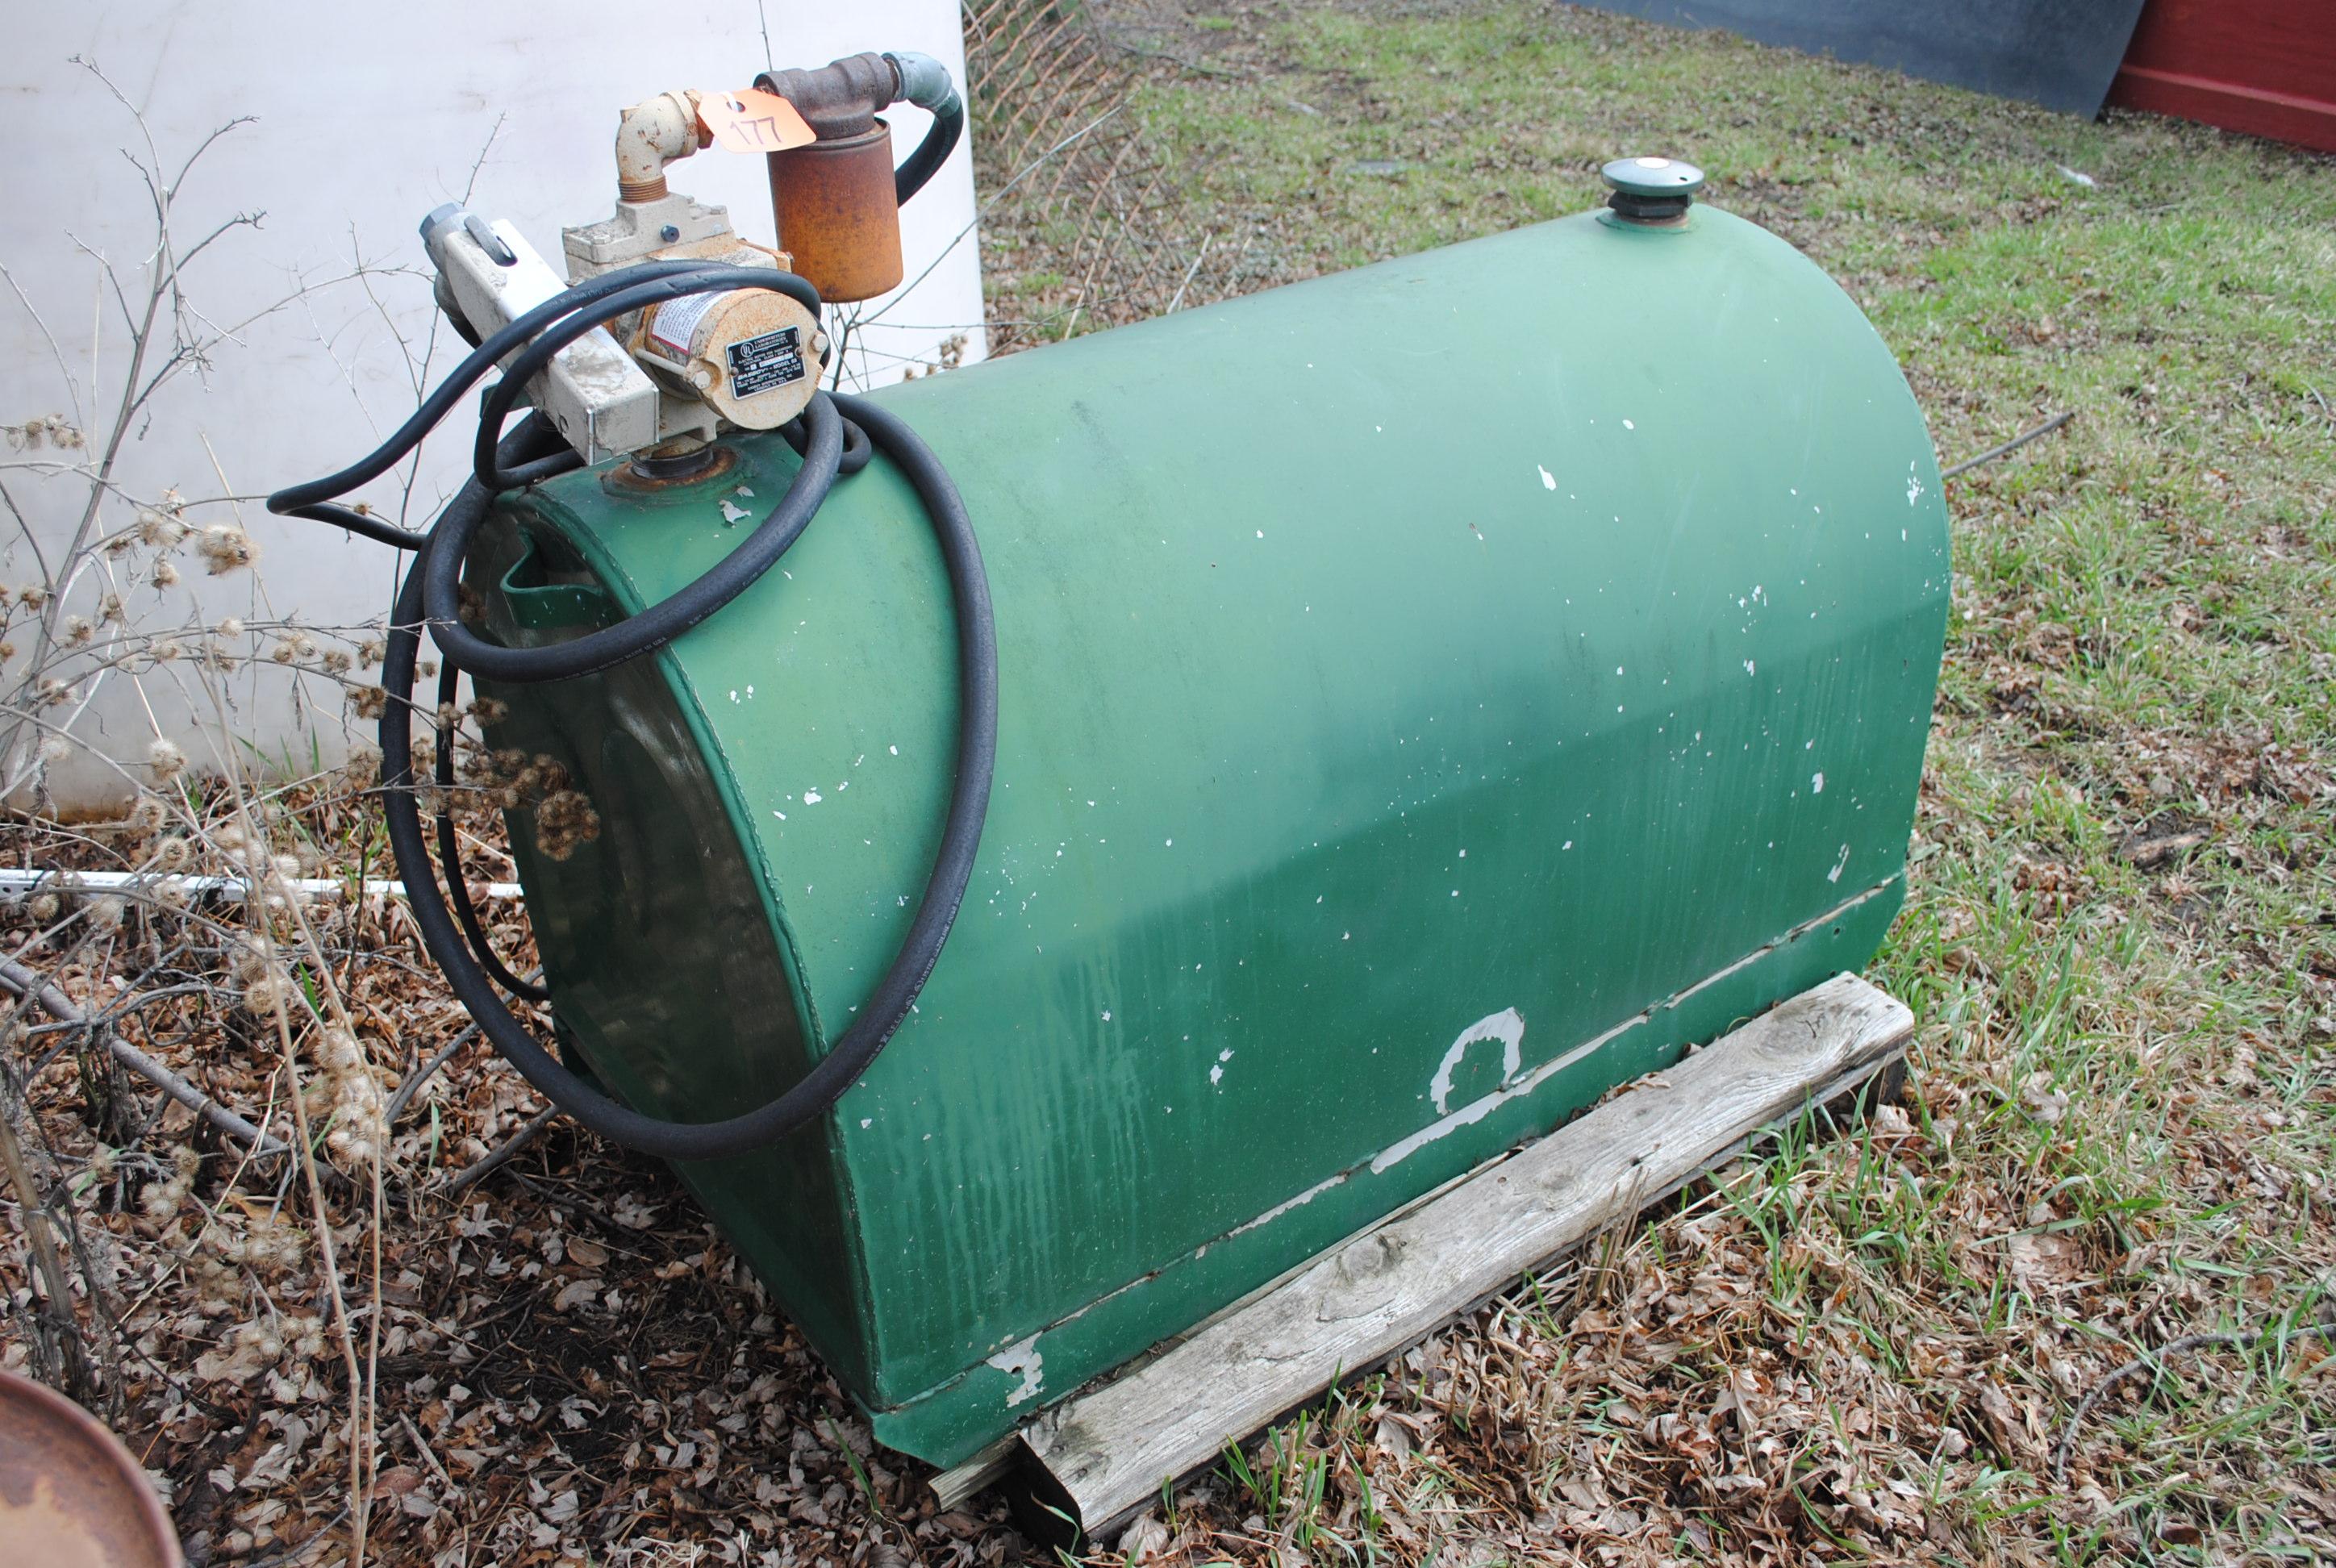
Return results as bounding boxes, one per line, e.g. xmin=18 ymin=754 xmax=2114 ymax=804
xmin=1601 ymin=156 xmax=1704 ymax=224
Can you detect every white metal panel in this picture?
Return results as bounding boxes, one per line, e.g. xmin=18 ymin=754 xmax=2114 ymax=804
xmin=0 ymin=0 xmax=985 ymax=807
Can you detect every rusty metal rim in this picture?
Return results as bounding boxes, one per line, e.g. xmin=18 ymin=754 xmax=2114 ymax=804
xmin=601 ymin=440 xmax=742 ymax=495
xmin=0 ymin=1367 xmax=183 ymax=1567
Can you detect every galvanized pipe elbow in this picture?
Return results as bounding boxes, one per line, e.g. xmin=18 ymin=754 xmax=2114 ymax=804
xmin=886 ymin=50 xmax=959 ymax=115
xmin=615 ymin=90 xmax=705 ymax=204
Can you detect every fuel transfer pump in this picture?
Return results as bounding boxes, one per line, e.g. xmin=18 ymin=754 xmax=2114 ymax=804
xmin=273 ymin=50 xmax=997 ymax=1164
xmin=274 ymin=59 xmax=1950 ymax=1487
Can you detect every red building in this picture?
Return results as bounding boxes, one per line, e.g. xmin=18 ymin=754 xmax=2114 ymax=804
xmin=2112 ymin=0 xmax=2336 ymax=153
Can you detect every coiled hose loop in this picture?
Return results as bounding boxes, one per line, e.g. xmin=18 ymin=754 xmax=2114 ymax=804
xmin=269 ymin=259 xmax=995 ymax=1160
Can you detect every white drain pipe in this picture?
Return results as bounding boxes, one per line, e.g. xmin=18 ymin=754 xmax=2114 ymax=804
xmin=0 ymin=868 xmax=525 ymax=901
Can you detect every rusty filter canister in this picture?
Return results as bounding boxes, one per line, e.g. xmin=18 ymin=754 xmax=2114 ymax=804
xmin=766 ymin=123 xmax=904 ymax=303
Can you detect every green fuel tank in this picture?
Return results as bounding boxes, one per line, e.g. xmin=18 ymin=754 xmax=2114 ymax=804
xmin=468 ymin=198 xmax=1948 ymax=1466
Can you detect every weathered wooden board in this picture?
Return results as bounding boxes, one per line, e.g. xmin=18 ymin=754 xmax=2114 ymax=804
xmin=1005 ymin=972 xmax=1913 ymax=1537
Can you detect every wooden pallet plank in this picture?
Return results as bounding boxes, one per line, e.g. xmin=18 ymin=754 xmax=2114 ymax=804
xmin=1017 ymin=972 xmax=1913 ymax=1535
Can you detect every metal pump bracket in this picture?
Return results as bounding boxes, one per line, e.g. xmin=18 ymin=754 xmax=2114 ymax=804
xmin=422 ymin=205 xmax=661 ymax=463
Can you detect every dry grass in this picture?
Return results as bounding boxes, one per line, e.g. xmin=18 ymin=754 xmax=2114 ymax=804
xmin=2 ymin=782 xmax=1037 ymax=1567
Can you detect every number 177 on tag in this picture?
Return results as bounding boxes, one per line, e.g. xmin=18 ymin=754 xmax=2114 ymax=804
xmin=698 ymin=89 xmax=818 ymax=155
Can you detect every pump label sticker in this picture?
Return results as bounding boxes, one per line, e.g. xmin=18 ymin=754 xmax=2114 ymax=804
xmin=649 ymin=290 xmax=723 ymax=357
xmin=726 ymin=326 xmax=806 ymax=398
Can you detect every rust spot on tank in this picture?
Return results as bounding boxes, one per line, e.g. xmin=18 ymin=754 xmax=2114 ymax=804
xmin=603 ymin=440 xmax=741 ymax=495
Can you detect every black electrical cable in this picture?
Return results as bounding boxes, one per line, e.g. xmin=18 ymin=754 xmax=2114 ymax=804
xmin=269 ymin=258 xmax=724 ymax=548
xmin=269 ymin=256 xmax=849 ymax=982
xmin=277 ymin=253 xmax=995 ymax=1161
xmin=409 ymin=411 xmax=576 ymax=1009
xmin=273 ymin=256 xmax=837 ymax=1002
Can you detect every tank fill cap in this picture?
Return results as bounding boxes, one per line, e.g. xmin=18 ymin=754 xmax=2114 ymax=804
xmin=1601 ymin=156 xmax=1704 ymax=224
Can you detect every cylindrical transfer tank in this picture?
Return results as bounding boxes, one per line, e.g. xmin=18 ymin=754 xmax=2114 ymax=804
xmin=469 ymin=202 xmax=1949 ymax=1466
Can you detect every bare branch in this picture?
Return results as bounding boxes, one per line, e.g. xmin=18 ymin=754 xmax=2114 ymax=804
xmin=0 ymin=961 xmax=289 ymax=1155
xmin=0 ymin=261 xmax=88 ymax=430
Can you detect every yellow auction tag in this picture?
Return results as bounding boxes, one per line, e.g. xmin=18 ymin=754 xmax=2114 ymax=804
xmin=698 ymin=89 xmax=817 ymax=155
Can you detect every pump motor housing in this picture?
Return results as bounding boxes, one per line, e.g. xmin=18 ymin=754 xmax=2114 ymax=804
xmin=462 ymin=198 xmax=1949 ymax=1466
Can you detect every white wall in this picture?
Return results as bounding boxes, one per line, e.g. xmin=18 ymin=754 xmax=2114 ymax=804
xmin=1 ymin=0 xmax=983 ymax=808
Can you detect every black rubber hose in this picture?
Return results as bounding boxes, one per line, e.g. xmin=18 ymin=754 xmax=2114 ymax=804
xmin=283 ymin=251 xmax=992 ymax=1158
xmin=424 ymin=393 xmax=842 ymax=684
xmin=266 ymin=258 xmax=730 ymax=547
xmin=892 ymin=91 xmax=964 ymax=206
xmin=273 ymin=256 xmax=849 ymax=1005
xmin=784 ymin=406 xmax=871 ymax=474
xmin=376 ymin=403 xmax=995 ymax=1161
xmin=412 ymin=411 xmax=574 ymax=1004
xmin=434 ymin=657 xmax=550 ymax=1003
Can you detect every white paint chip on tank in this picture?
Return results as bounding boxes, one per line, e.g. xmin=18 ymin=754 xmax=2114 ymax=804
xmin=987 ymin=1337 xmax=1045 ymax=1407
xmin=1429 ymin=1007 xmax=1526 ymax=1113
